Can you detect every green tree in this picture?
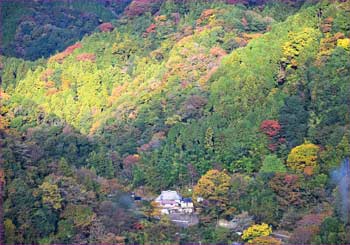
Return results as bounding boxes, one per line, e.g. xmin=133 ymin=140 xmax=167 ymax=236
xmin=316 ymin=217 xmax=346 ymax=244
xmin=58 ymin=158 xmax=74 ymax=177
xmin=279 ymin=96 xmax=309 ymax=149
xmin=32 ymin=207 xmax=58 ymax=238
xmin=320 ymin=132 xmax=350 ymax=172
xmin=259 ymin=155 xmax=286 ymax=174
xmin=205 ymin=127 xmax=214 ymax=152
xmin=62 ymin=204 xmax=95 ymax=229
xmin=55 ymin=220 xmax=75 ymax=243
xmin=87 ymin=151 xmax=114 ymax=179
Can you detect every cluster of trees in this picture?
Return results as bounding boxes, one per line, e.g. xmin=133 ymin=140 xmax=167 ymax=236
xmin=0 ymin=0 xmax=132 ymax=60
xmin=1 ymin=0 xmax=350 ymax=244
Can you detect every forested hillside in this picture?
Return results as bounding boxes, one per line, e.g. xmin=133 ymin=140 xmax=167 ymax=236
xmin=1 ymin=0 xmax=350 ymax=244
xmin=0 ymin=0 xmax=131 ymax=60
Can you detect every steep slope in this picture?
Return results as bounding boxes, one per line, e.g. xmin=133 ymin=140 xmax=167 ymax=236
xmin=0 ymin=0 xmax=132 ymax=60
xmin=0 ymin=0 xmax=303 ymax=61
xmin=1 ymin=0 xmax=350 ymax=244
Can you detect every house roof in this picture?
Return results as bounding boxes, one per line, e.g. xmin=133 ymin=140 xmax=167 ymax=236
xmin=155 ymin=190 xmax=182 ymax=201
xmin=182 ymin=198 xmax=192 ymax=203
xmin=159 ymin=200 xmax=178 ymax=205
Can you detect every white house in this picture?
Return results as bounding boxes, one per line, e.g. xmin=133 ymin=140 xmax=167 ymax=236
xmin=180 ymin=198 xmax=194 ymax=214
xmin=154 ymin=190 xmax=194 ymax=214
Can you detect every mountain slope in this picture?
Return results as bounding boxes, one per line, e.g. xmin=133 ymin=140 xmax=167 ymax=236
xmin=0 ymin=0 xmax=132 ymax=60
xmin=1 ymin=0 xmax=350 ymax=244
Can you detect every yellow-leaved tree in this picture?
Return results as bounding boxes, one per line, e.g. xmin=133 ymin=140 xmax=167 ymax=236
xmin=337 ymin=38 xmax=350 ymax=51
xmin=39 ymin=181 xmax=62 ymax=210
xmin=242 ymin=223 xmax=272 ymax=243
xmin=192 ymin=169 xmax=231 ymax=217
xmin=287 ymin=142 xmax=320 ymax=174
xmin=249 ymin=235 xmax=281 ymax=244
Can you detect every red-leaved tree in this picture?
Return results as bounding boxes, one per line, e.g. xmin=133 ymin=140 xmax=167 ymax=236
xmin=269 ymin=173 xmax=304 ymax=209
xmin=49 ymin=43 xmax=82 ymax=63
xmin=260 ymin=120 xmax=282 ymax=151
xmin=260 ymin=120 xmax=281 ymax=138
xmin=99 ymin=22 xmax=114 ymax=32
xmin=76 ymin=53 xmax=96 ymax=62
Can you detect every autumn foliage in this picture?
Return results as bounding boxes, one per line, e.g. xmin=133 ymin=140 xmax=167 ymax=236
xmin=242 ymin=223 xmax=272 ymax=243
xmin=281 ymin=28 xmax=319 ymax=69
xmin=260 ymin=120 xmax=281 ymax=138
xmin=3 ymin=1 xmax=350 ymax=244
xmin=337 ymin=38 xmax=350 ymax=50
xmin=249 ymin=236 xmax=281 ymax=244
xmin=287 ymin=142 xmax=320 ymax=174
xmin=193 ymin=169 xmax=231 ymax=215
xmin=124 ymin=0 xmax=162 ymax=17
xmin=146 ymin=23 xmax=157 ymax=33
xmin=260 ymin=120 xmax=283 ymax=151
xmin=76 ymin=53 xmax=96 ymax=62
xmin=289 ymin=212 xmax=330 ymax=243
xmin=320 ymin=17 xmax=333 ymax=33
xmin=49 ymin=42 xmax=82 ymax=63
xmin=289 ymin=225 xmax=319 ymax=244
xmin=98 ymin=22 xmax=114 ymax=32
xmin=123 ymin=154 xmax=140 ymax=168
xmin=40 ymin=69 xmax=54 ymax=82
xmin=138 ymin=132 xmax=165 ymax=153
xmin=210 ymin=47 xmax=227 ymax=57
xmin=196 ymin=9 xmax=217 ymax=25
xmin=269 ymin=173 xmax=303 ymax=208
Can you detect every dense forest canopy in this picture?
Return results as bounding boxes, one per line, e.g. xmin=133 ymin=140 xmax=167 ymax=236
xmin=1 ymin=0 xmax=350 ymax=244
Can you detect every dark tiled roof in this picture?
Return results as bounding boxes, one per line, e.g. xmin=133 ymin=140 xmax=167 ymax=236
xmin=182 ymin=198 xmax=192 ymax=202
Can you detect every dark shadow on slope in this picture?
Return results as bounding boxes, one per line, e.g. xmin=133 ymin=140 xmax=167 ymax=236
xmin=0 ymin=99 xmax=144 ymax=243
xmin=0 ymin=0 xmax=132 ymax=60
